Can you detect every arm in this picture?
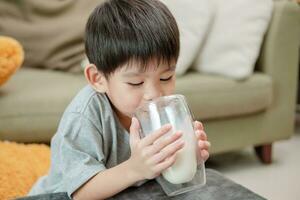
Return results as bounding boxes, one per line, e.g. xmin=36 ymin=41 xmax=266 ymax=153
xmin=72 ymin=160 xmax=141 ymax=200
xmin=73 ymin=118 xmax=184 ymax=200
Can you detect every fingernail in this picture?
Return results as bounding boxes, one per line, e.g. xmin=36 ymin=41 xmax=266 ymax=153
xmin=164 ymin=124 xmax=172 ymax=129
xmin=176 ymin=131 xmax=183 ymax=136
xmin=206 ymin=141 xmax=211 ymax=147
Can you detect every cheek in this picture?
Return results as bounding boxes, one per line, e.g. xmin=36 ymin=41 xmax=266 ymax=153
xmin=163 ymin=80 xmax=176 ymax=95
xmin=126 ymin=88 xmax=144 ymax=106
xmin=127 ymin=94 xmax=142 ymax=110
xmin=113 ymin=85 xmax=143 ymax=113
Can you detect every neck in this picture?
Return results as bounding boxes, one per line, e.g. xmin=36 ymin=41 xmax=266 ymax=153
xmin=115 ymin=110 xmax=131 ymax=132
xmin=105 ymin=93 xmax=132 ymax=132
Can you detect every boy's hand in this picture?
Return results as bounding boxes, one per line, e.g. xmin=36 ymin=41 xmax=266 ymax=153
xmin=128 ymin=117 xmax=185 ymax=181
xmin=194 ymin=121 xmax=210 ymax=163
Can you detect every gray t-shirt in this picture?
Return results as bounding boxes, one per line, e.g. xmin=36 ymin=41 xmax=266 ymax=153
xmin=29 ymin=85 xmax=138 ymax=197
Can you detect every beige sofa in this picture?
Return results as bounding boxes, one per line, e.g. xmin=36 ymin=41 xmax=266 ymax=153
xmin=1 ymin=1 xmax=299 ymax=163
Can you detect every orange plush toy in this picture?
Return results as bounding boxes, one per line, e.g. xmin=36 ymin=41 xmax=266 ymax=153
xmin=0 ymin=141 xmax=50 ymax=200
xmin=0 ymin=36 xmax=51 ymax=199
xmin=0 ymin=36 xmax=24 ymax=86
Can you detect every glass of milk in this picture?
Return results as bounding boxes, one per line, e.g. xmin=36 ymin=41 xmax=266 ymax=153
xmin=134 ymin=94 xmax=206 ymax=196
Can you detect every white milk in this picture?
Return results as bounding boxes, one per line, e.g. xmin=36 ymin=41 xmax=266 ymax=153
xmin=162 ymin=121 xmax=197 ymax=184
xmin=143 ymin=98 xmax=198 ymax=184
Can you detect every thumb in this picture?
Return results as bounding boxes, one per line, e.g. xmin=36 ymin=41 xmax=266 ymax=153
xmin=129 ymin=117 xmax=141 ymax=144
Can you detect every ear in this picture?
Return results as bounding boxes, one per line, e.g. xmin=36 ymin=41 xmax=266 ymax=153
xmin=84 ymin=64 xmax=107 ymax=93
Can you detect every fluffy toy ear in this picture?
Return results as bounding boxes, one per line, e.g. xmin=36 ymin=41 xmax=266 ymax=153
xmin=0 ymin=36 xmax=24 ymax=86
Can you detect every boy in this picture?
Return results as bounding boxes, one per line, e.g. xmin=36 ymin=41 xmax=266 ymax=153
xmin=28 ymin=0 xmax=210 ymax=199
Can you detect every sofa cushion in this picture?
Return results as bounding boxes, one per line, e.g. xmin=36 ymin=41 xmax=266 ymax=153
xmin=176 ymin=72 xmax=273 ymax=120
xmin=0 ymin=0 xmax=105 ymax=73
xmin=0 ymin=68 xmax=272 ymax=143
xmin=0 ymin=68 xmax=86 ymax=142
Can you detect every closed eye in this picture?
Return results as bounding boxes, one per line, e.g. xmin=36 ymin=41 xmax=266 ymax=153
xmin=127 ymin=82 xmax=144 ymax=86
xmin=160 ymin=75 xmax=173 ymax=81
xmin=127 ymin=75 xmax=173 ymax=86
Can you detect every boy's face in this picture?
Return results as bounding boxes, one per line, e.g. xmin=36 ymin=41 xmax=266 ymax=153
xmin=105 ymin=60 xmax=176 ymax=120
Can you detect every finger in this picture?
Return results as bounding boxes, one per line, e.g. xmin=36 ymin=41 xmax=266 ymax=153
xmin=198 ymin=130 xmax=208 ymax=141
xmin=129 ymin=117 xmax=141 ymax=145
xmin=194 ymin=121 xmax=204 ymax=131
xmin=201 ymin=150 xmax=209 ymax=162
xmin=195 ymin=130 xmax=207 ymax=140
xmin=198 ymin=140 xmax=211 ymax=150
xmin=140 ymin=124 xmax=172 ymax=147
xmin=153 ymin=154 xmax=177 ymax=173
xmin=148 ymin=131 xmax=183 ymax=155
xmin=150 ymin=139 xmax=184 ymax=164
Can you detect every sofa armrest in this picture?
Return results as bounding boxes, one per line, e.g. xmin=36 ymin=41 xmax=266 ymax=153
xmin=256 ymin=0 xmax=300 ymax=138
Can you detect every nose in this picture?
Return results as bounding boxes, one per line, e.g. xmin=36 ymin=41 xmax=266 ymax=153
xmin=144 ymin=84 xmax=162 ymax=101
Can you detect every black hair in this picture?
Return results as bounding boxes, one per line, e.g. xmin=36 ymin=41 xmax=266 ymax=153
xmin=85 ymin=0 xmax=180 ymax=77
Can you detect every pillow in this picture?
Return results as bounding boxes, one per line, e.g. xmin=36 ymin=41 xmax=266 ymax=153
xmin=161 ymin=0 xmax=215 ymax=76
xmin=193 ymin=0 xmax=273 ymax=80
xmin=0 ymin=0 xmax=104 ymax=73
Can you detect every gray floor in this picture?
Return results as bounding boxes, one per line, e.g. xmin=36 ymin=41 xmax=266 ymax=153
xmin=206 ymin=118 xmax=300 ymax=200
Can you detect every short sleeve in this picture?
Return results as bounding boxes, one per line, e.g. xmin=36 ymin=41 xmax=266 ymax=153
xmin=54 ymin=112 xmax=107 ymax=197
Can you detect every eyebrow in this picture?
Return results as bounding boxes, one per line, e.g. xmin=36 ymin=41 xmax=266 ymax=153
xmin=122 ymin=66 xmax=176 ymax=77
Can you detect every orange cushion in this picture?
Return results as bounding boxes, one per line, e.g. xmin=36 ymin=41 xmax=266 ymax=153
xmin=0 ymin=141 xmax=50 ymax=200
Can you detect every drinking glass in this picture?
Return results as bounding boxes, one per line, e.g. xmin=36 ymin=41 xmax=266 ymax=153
xmin=134 ymin=94 xmax=206 ymax=196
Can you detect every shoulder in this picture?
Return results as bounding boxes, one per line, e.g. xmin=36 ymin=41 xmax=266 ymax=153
xmin=60 ymin=85 xmax=113 ymax=129
xmin=65 ymin=85 xmax=110 ymax=114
